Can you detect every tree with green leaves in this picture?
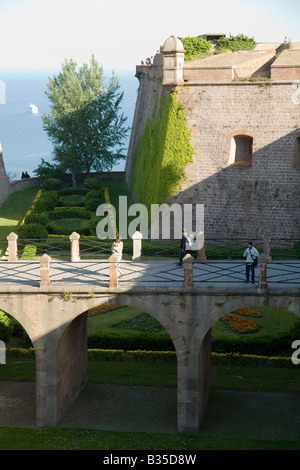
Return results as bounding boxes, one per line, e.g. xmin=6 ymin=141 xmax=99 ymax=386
xmin=38 ymin=56 xmax=129 ymax=186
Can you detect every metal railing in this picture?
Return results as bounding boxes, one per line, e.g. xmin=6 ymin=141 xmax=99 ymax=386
xmin=1 ymin=233 xmax=299 ymax=262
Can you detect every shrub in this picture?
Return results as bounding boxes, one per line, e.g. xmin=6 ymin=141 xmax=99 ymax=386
xmin=33 ymin=190 xmax=59 ymax=212
xmin=83 ymin=190 xmax=105 ymax=212
xmin=47 ymin=208 xmax=91 ymax=235
xmin=43 ymin=178 xmax=63 ymax=190
xmin=216 ymin=34 xmax=256 ymax=53
xmin=18 ymin=223 xmax=48 ymax=239
xmin=89 ymin=216 xmax=101 ymax=235
xmin=87 ymin=331 xmax=174 ymax=351
xmin=59 ymin=188 xmax=89 ymax=196
xmin=48 ymin=208 xmax=91 ymax=220
xmin=25 ymin=212 xmax=49 ymax=226
xmin=84 ymin=178 xmax=102 ymax=190
xmin=181 ymin=36 xmax=211 ymax=61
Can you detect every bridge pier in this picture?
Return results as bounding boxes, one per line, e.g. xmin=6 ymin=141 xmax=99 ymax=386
xmin=177 ymin=328 xmax=211 ymax=434
xmin=0 ymin=286 xmax=299 ymax=433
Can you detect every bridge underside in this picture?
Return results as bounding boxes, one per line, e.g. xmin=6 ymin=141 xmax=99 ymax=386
xmin=0 ymin=284 xmax=299 ymax=433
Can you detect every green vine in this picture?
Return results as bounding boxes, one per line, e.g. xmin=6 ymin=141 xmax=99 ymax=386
xmin=130 ymin=90 xmax=194 ymax=216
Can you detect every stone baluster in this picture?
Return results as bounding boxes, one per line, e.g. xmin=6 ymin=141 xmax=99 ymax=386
xmin=197 ymin=240 xmax=207 ymax=262
xmin=263 ymin=234 xmax=272 ymax=262
xmin=40 ymin=254 xmax=52 ymax=287
xmin=108 ymin=253 xmax=118 ymax=288
xmin=69 ymin=232 xmax=80 ymax=262
xmin=7 ymin=232 xmax=18 ymax=261
xmin=132 ymin=231 xmax=142 ymax=261
xmin=258 ymin=254 xmax=268 ymax=290
xmin=183 ymin=253 xmax=194 ymax=287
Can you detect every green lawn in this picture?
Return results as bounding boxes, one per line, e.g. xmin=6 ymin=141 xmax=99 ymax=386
xmin=0 ymin=357 xmax=299 ymax=450
xmin=0 ymin=187 xmax=40 ymax=240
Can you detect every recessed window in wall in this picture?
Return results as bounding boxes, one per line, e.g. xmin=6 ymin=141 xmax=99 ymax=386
xmin=293 ymin=136 xmax=300 ymax=169
xmin=228 ymin=135 xmax=253 ymax=166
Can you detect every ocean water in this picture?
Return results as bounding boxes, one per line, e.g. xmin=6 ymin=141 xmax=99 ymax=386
xmin=0 ymin=69 xmax=138 ymax=180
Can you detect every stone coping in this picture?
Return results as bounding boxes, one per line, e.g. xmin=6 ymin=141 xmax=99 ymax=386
xmin=0 ymin=284 xmax=298 ymax=296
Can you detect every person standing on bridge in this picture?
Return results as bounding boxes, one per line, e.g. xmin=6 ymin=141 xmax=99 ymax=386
xmin=177 ymin=228 xmax=188 ymax=266
xmin=243 ymin=241 xmax=259 ymax=284
xmin=111 ymin=236 xmax=124 ymax=278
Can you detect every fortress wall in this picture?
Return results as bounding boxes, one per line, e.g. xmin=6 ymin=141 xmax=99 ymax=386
xmin=171 ymin=82 xmax=300 ymax=238
xmin=271 ymin=67 xmax=300 ymax=81
xmin=125 ymin=71 xmax=300 ymax=238
xmin=125 ymin=75 xmax=164 ymax=189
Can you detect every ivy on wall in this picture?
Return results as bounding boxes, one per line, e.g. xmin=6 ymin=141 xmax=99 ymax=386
xmin=130 ymin=90 xmax=194 ymax=215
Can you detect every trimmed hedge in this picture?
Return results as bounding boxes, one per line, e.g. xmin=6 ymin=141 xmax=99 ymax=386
xmin=18 ymin=223 xmax=48 ymax=239
xmin=33 ymin=190 xmax=59 ymax=212
xmin=43 ymin=178 xmax=63 ymax=191
xmin=212 ymin=324 xmax=300 ymax=356
xmin=87 ymin=330 xmax=174 ymax=351
xmin=5 ymin=347 xmax=297 ymax=368
xmin=24 ymin=212 xmax=49 ymax=226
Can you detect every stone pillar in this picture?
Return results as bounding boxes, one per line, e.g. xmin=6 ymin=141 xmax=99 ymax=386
xmin=183 ymin=254 xmax=194 ymax=287
xmin=7 ymin=232 xmax=18 ymax=261
xmin=258 ymin=254 xmax=268 ymax=290
xmin=0 ymin=340 xmax=6 ymax=364
xmin=108 ymin=253 xmax=118 ymax=288
xmin=40 ymin=254 xmax=52 ymax=287
xmin=263 ymin=234 xmax=272 ymax=262
xmin=177 ymin=329 xmax=212 ymax=434
xmin=197 ymin=240 xmax=207 ymax=262
xmin=132 ymin=231 xmax=142 ymax=261
xmin=69 ymin=232 xmax=80 ymax=262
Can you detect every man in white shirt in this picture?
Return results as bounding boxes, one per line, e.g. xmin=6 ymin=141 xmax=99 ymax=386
xmin=243 ymin=241 xmax=260 ymax=284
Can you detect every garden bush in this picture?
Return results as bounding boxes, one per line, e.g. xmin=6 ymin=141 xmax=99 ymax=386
xmin=43 ymin=178 xmax=63 ymax=191
xmin=212 ymin=332 xmax=294 ymax=356
xmin=47 ymin=207 xmax=92 ymax=235
xmin=33 ymin=190 xmax=59 ymax=212
xmin=216 ymin=33 xmax=256 ymax=53
xmin=58 ymin=188 xmax=89 ymax=196
xmin=181 ymin=36 xmax=211 ymax=61
xmin=84 ymin=178 xmax=102 ymax=190
xmin=24 ymin=212 xmax=49 ymax=226
xmin=83 ymin=190 xmax=106 ymax=212
xmin=18 ymin=223 xmax=48 ymax=239
xmin=48 ymin=208 xmax=91 ymax=220
xmin=87 ymin=330 xmax=174 ymax=351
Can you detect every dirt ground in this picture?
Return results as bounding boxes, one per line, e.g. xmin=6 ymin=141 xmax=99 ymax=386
xmin=0 ymin=381 xmax=300 ymax=442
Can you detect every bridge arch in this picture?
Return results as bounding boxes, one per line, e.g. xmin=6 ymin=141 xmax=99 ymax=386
xmin=0 ymin=289 xmax=299 ymax=433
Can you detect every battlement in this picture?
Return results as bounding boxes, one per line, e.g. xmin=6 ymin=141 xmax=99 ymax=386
xmin=136 ymin=37 xmax=300 ymax=84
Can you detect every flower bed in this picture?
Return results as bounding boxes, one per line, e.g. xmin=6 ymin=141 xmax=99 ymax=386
xmin=88 ymin=305 xmax=123 ymax=316
xmin=220 ymin=308 xmax=262 ymax=334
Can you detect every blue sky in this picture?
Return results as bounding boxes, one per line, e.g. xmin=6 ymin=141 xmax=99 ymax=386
xmin=0 ymin=0 xmax=299 ymax=71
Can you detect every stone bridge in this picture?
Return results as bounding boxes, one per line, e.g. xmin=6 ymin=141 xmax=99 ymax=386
xmin=0 ymin=247 xmax=300 ymax=433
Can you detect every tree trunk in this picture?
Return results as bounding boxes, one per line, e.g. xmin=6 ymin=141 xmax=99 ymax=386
xmin=72 ymin=172 xmax=77 ymax=188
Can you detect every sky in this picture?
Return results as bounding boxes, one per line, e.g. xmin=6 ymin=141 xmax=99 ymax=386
xmin=0 ymin=0 xmax=299 ymax=71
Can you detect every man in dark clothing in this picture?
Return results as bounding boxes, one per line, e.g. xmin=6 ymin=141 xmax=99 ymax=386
xmin=177 ymin=228 xmax=187 ymax=266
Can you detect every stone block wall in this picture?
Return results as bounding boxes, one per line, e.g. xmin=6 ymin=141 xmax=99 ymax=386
xmin=126 ymin=72 xmax=300 ymax=239
xmin=173 ymin=82 xmax=300 ymax=238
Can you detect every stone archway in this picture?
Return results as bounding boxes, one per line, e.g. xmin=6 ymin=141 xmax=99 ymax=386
xmin=0 ymin=289 xmax=299 ymax=433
